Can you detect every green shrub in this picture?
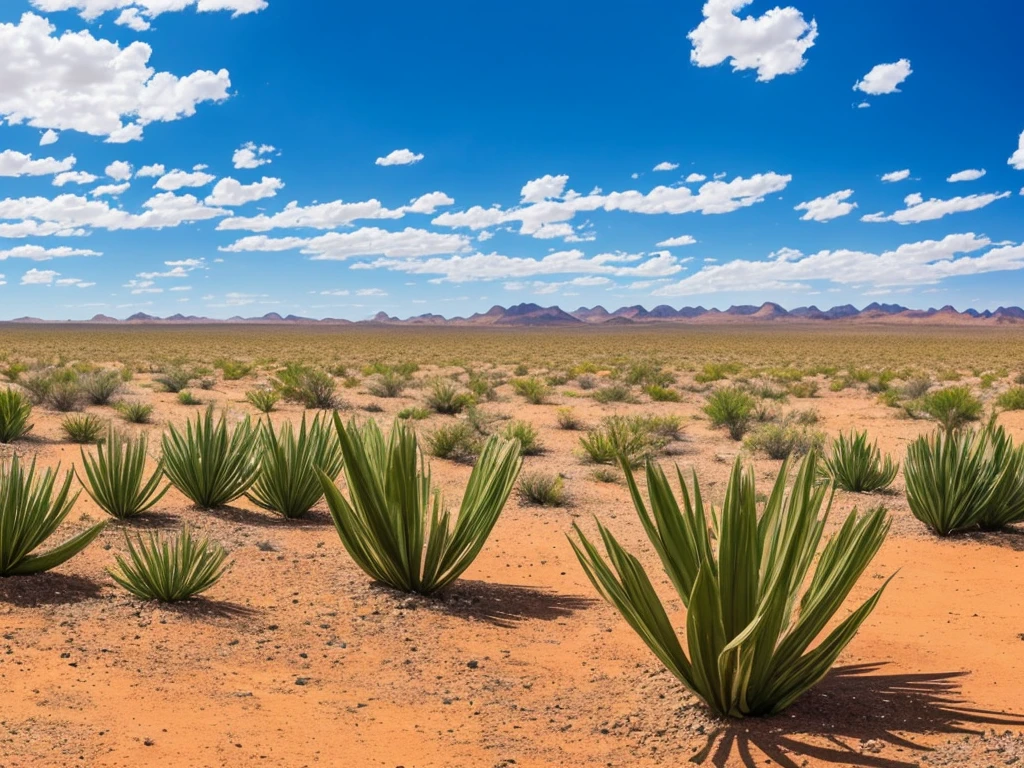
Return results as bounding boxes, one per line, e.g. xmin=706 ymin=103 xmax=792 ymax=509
xmin=397 ymin=406 xmax=431 ymax=420
xmin=109 ymin=526 xmax=229 ymax=602
xmin=511 ymin=377 xmax=549 ymax=404
xmin=177 ymin=390 xmax=201 ymax=406
xmin=47 ymin=379 xmax=83 ymax=412
xmin=743 ymin=424 xmax=824 ymax=460
xmin=579 ymin=415 xmax=668 ymax=468
xmin=216 ymin=359 xmax=254 ymax=381
xmin=518 ymin=472 xmax=566 ymax=506
xmin=625 ymin=362 xmax=673 ymax=388
xmin=21 ymin=372 xmax=54 ymax=404
xmin=904 ymin=428 xmax=993 ymax=535
xmin=501 ymin=420 xmax=542 ymax=455
xmin=81 ymin=370 xmax=122 ymax=405
xmin=788 ymin=381 xmax=818 ymax=399
xmin=426 ymin=379 xmax=472 ymax=415
xmin=920 ymin=386 xmax=983 ymax=433
xmin=822 ymin=431 xmax=899 ymax=493
xmin=0 ymin=388 xmax=33 ymax=443
xmin=467 ymin=372 xmax=498 ymax=401
xmin=556 ymin=407 xmax=583 ymax=430
xmin=571 ymin=450 xmax=891 ymax=718
xmin=592 ymin=383 xmax=635 ymax=404
xmin=60 ymin=414 xmax=105 ymax=444
xmin=247 ymin=414 xmax=344 ymax=519
xmin=996 ymin=387 xmax=1024 ymax=411
xmin=77 ymin=427 xmax=168 ymax=519
xmin=274 ymin=364 xmax=339 ymax=409
xmin=901 ymin=377 xmax=932 ymax=399
xmin=704 ymin=387 xmax=755 ymax=440
xmin=0 ymin=361 xmax=28 ymax=382
xmin=576 ymin=374 xmax=598 ymax=391
xmin=117 ymin=400 xmax=154 ymax=424
xmin=0 ymin=455 xmax=105 ymax=576
xmin=645 ymin=384 xmax=681 ymax=402
xmin=976 ymin=425 xmax=1024 ymax=530
xmin=367 ymin=371 xmax=408 ymax=398
xmin=161 ymin=406 xmax=260 ymax=509
xmin=426 ymin=421 xmax=480 ymax=461
xmin=318 ymin=418 xmax=522 ymax=594
xmin=513 ymin=363 xmax=529 ymax=377
xmin=245 ymin=388 xmax=279 ymax=413
xmin=155 ymin=368 xmax=193 ymax=393
xmin=694 ymin=362 xmax=740 ymax=383
xmin=829 ymin=378 xmax=849 ymax=392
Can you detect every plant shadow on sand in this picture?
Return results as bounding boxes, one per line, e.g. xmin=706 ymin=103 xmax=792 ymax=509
xmin=155 ymin=596 xmax=259 ymax=621
xmin=690 ymin=662 xmax=1024 ymax=767
xmin=0 ymin=571 xmax=103 ymax=606
xmin=961 ymin=526 xmax=1024 ymax=552
xmin=203 ymin=504 xmax=335 ymax=529
xmin=373 ymin=580 xmax=596 ymax=629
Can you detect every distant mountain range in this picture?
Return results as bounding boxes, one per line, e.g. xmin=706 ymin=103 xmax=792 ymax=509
xmin=4 ymin=302 xmax=1024 ymax=327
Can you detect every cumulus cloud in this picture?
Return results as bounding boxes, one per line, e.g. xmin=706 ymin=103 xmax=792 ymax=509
xmin=1009 ymin=130 xmax=1024 ymax=170
xmin=375 ymin=148 xmax=424 ymax=166
xmin=794 ymin=189 xmax=856 ymax=222
xmin=136 ymin=163 xmax=165 ymax=177
xmin=52 ymin=171 xmax=97 ymax=187
xmin=0 ymin=149 xmax=75 ymax=177
xmin=0 ymin=14 xmax=231 ymax=142
xmin=154 ymin=169 xmax=216 ymax=191
xmin=91 ymin=182 xmax=131 ymax=197
xmin=853 ymin=59 xmax=912 ymax=95
xmin=688 ymin=0 xmax=818 ymax=82
xmin=106 ymin=161 xmax=133 ymax=181
xmin=685 ymin=173 xmax=706 ymax=182
xmin=861 ymin=191 xmax=1010 ymax=224
xmin=881 ymin=169 xmax=910 ymax=183
xmin=947 ymin=168 xmax=986 ymax=183
xmin=115 ymin=8 xmax=150 ymax=30
xmin=653 ymin=233 xmax=1024 ymax=296
xmin=0 ymin=191 xmax=229 ymax=233
xmin=205 ymin=176 xmax=284 ymax=206
xmin=39 ymin=129 xmax=58 ymax=146
xmin=220 ymin=226 xmax=471 ymax=261
xmin=21 ymin=268 xmax=60 ymax=285
xmin=29 ymin=1 xmax=268 ymax=22
xmin=520 ymin=175 xmax=569 ymax=203
xmin=0 ymin=245 xmax=100 ymax=261
xmin=505 ymin=276 xmax=614 ymax=294
xmin=656 ymin=235 xmax=698 ymax=247
xmin=232 ymin=142 xmax=275 ymax=169
xmin=653 ymin=161 xmax=679 ymax=172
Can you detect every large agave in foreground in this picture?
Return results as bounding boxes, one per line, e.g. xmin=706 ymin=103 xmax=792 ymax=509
xmin=1 ymin=455 xmax=106 ymax=576
xmin=571 ymin=450 xmax=891 ymax=718
xmin=319 ymin=416 xmax=522 ymax=595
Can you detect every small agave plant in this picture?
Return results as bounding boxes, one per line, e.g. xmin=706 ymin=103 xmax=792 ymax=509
xmin=571 ymin=449 xmax=891 ymax=718
xmin=1 ymin=455 xmax=106 ymax=576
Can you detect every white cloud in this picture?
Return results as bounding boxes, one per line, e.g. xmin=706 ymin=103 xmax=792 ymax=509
xmin=653 ymin=161 xmax=679 ymax=172
xmin=55 ymin=277 xmax=94 ymax=288
xmin=106 ymin=161 xmax=133 ymax=181
xmin=216 ymin=191 xmax=453 ymax=231
xmin=21 ymin=268 xmax=59 ymax=285
xmin=653 ymin=233 xmax=1024 ymax=296
xmin=356 ymin=288 xmax=387 ymax=297
xmin=861 ymin=191 xmax=1010 ymax=224
xmin=375 ymin=148 xmax=424 ymax=166
xmin=136 ymin=163 xmax=165 ymax=177
xmin=881 ymin=169 xmax=910 ymax=183
xmin=53 ymin=171 xmax=98 ymax=186
xmin=794 ymin=189 xmax=856 ymax=222
xmin=205 ymin=176 xmax=284 ymax=206
xmin=91 ymin=182 xmax=131 ymax=197
xmin=688 ymin=0 xmax=818 ymax=82
xmin=0 ymin=245 xmax=100 ymax=261
xmin=521 ymin=174 xmax=569 ymax=203
xmin=39 ymin=129 xmax=58 ymax=146
xmin=656 ymin=235 xmax=697 ymax=247
xmin=685 ymin=173 xmax=706 ymax=182
xmin=506 ymin=276 xmax=614 ymax=294
xmin=232 ymin=141 xmax=275 ymax=170
xmin=0 ymin=149 xmax=75 ymax=177
xmin=154 ymin=169 xmax=216 ymax=191
xmin=853 ymin=59 xmax=912 ymax=95
xmin=947 ymin=168 xmax=986 ymax=183
xmin=856 ymin=101 xmax=870 ymax=109
xmin=1009 ymin=130 xmax=1024 ymax=171
xmin=221 ymin=226 xmax=471 ymax=261
xmin=0 ymin=14 xmax=231 ymax=142
xmin=29 ymin=1 xmax=268 ymax=21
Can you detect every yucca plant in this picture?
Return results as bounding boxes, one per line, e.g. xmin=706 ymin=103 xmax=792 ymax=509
xmin=704 ymin=387 xmax=755 ymax=440
xmin=821 ymin=431 xmax=899 ymax=492
xmin=0 ymin=455 xmax=106 ymax=576
xmin=501 ymin=420 xmax=543 ymax=455
xmin=518 ymin=471 xmax=566 ymax=507
xmin=109 ymin=526 xmax=229 ymax=602
xmin=904 ymin=428 xmax=995 ymax=535
xmin=61 ymin=413 xmax=106 ymax=444
xmin=246 ymin=414 xmax=344 ymax=519
xmin=318 ymin=417 xmax=522 ymax=595
xmin=571 ymin=450 xmax=891 ymax=718
xmin=155 ymin=368 xmax=193 ymax=393
xmin=162 ymin=406 xmax=260 ymax=508
xmin=0 ymin=387 xmax=33 ymax=443
xmin=367 ymin=370 xmax=408 ymax=398
xmin=920 ymin=386 xmax=983 ymax=434
xmin=177 ymin=390 xmax=201 ymax=406
xmin=425 ymin=379 xmax=472 ymax=415
xmin=77 ymin=427 xmax=168 ymax=520
xmin=245 ymin=388 xmax=279 ymax=414
xmin=976 ymin=424 xmax=1024 ymax=530
xmin=117 ymin=400 xmax=154 ymax=424
xmin=511 ymin=377 xmax=549 ymax=405
xmin=81 ymin=370 xmax=122 ymax=405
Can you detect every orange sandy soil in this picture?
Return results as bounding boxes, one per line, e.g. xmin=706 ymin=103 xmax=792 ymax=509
xmin=1 ymin=370 xmax=1023 ymax=768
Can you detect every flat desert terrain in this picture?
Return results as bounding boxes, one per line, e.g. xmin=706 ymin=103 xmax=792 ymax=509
xmin=0 ymin=324 xmax=1022 ymax=768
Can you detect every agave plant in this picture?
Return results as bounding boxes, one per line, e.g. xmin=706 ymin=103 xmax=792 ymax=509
xmin=571 ymin=450 xmax=891 ymax=718
xmin=0 ymin=455 xmax=106 ymax=576
xmin=246 ymin=414 xmax=344 ymax=519
xmin=0 ymin=387 xmax=33 ymax=443
xmin=77 ymin=427 xmax=169 ymax=519
xmin=975 ymin=425 xmax=1024 ymax=530
xmin=318 ymin=417 xmax=522 ymax=595
xmin=161 ymin=406 xmax=260 ymax=508
xmin=821 ymin=431 xmax=899 ymax=492
xmin=904 ymin=428 xmax=995 ymax=536
xmin=109 ymin=526 xmax=230 ymax=602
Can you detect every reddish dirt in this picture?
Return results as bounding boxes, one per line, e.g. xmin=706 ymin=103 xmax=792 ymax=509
xmin=1 ymin=370 xmax=1023 ymax=768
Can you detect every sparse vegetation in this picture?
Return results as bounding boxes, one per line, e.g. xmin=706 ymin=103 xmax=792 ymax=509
xmin=918 ymin=386 xmax=983 ymax=433
xmin=245 ymin=388 xmax=279 ymax=413
xmin=60 ymin=413 xmax=106 ymax=444
xmin=743 ymin=423 xmax=824 ymax=460
xmin=822 ymin=431 xmax=899 ymax=492
xmin=555 ymin=407 xmax=584 ymax=430
xmin=426 ymin=379 xmax=472 ymax=415
xmin=518 ymin=472 xmax=566 ymax=506
xmin=426 ymin=421 xmax=480 ymax=461
xmin=704 ymin=387 xmax=755 ymax=440
xmin=109 ymin=526 xmax=230 ymax=602
xmin=81 ymin=370 xmax=122 ymax=405
xmin=511 ymin=377 xmax=549 ymax=404
xmin=117 ymin=400 xmax=154 ymax=424
xmin=177 ymin=390 xmax=202 ymax=406
xmin=501 ymin=420 xmax=542 ymax=455
xmin=77 ymin=427 xmax=168 ymax=519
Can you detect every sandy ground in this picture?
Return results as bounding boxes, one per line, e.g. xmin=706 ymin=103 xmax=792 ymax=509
xmin=1 ymin=369 xmax=1023 ymax=768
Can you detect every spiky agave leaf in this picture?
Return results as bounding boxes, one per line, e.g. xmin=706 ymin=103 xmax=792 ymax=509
xmin=161 ymin=406 xmax=260 ymax=509
xmin=904 ymin=428 xmax=995 ymax=536
xmin=976 ymin=424 xmax=1024 ymax=530
xmin=821 ymin=430 xmax=899 ymax=493
xmin=246 ymin=413 xmax=344 ymax=519
xmin=0 ymin=387 xmax=33 ymax=443
xmin=1 ymin=455 xmax=105 ymax=576
xmin=77 ymin=426 xmax=169 ymax=519
xmin=318 ymin=416 xmax=521 ymax=595
xmin=109 ymin=525 xmax=229 ymax=602
xmin=570 ymin=449 xmax=891 ymax=718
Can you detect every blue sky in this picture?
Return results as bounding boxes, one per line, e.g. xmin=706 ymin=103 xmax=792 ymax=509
xmin=1 ymin=0 xmax=1023 ymax=320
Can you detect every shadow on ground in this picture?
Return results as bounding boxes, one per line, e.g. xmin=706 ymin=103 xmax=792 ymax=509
xmin=416 ymin=580 xmax=595 ymax=628
xmin=0 ymin=571 xmax=103 ymax=606
xmin=690 ymin=663 xmax=1024 ymax=767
